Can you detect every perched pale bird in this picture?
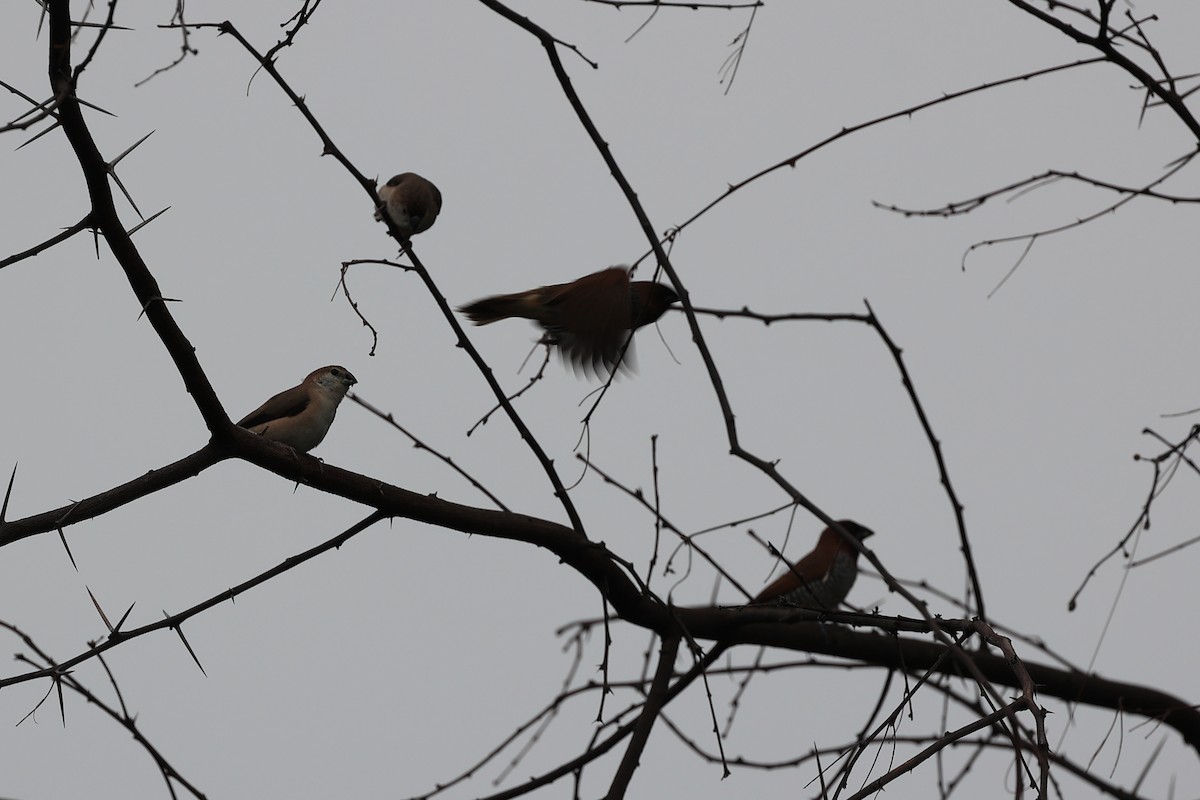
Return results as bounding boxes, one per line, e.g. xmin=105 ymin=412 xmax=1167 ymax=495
xmin=236 ymin=366 xmax=358 ymax=453
xmin=752 ymin=520 xmax=874 ymax=610
xmin=374 ymin=172 xmax=442 ymax=236
xmin=458 ymin=266 xmax=680 ymax=377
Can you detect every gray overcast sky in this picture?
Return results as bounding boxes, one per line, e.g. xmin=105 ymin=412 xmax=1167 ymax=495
xmin=3 ymin=1 xmax=1200 ymax=797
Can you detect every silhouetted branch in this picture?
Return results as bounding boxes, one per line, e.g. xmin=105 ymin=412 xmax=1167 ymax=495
xmin=2 ymin=511 xmax=385 ymax=690
xmin=2 ymin=621 xmax=208 ymax=799
xmin=348 ymin=392 xmax=511 ymax=511
xmin=0 ymin=213 xmax=92 ymax=270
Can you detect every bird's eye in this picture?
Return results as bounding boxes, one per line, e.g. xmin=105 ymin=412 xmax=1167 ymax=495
xmin=331 ymin=368 xmax=342 ymax=377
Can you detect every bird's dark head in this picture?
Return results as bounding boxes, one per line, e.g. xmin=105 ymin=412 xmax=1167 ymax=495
xmin=836 ymin=520 xmax=874 ymax=541
xmin=629 ymin=281 xmax=681 ymax=329
xmin=656 ymin=283 xmax=681 ymax=307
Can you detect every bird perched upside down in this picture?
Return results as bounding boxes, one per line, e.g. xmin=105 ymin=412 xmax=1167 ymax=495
xmin=375 ymin=172 xmax=442 ymax=237
xmin=753 ymin=520 xmax=874 ymax=610
xmin=458 ymin=266 xmax=680 ymax=377
xmin=236 ymin=365 xmax=357 ymax=453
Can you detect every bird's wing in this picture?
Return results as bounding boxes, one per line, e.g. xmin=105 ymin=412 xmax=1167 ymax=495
xmin=544 ymin=268 xmax=632 ymax=374
xmin=752 ymin=548 xmax=824 ymax=603
xmin=237 ymin=384 xmax=311 ymax=428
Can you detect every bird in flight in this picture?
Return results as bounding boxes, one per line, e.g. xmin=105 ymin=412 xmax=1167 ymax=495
xmin=459 ymin=266 xmax=679 ymax=377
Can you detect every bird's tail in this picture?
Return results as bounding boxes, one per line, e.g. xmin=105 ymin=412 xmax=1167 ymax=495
xmin=458 ymin=292 xmax=539 ymax=325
